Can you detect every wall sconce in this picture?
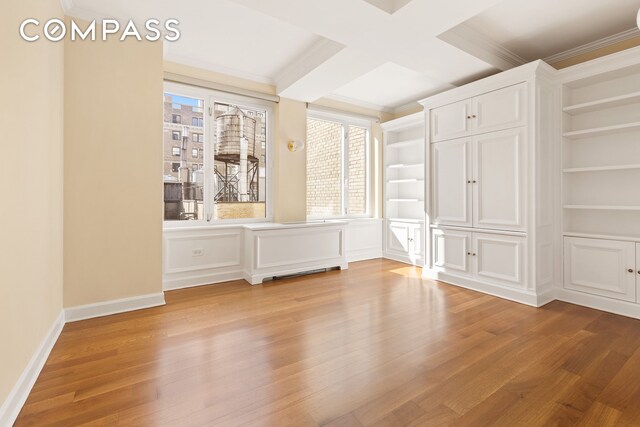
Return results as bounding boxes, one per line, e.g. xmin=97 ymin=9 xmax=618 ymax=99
xmin=288 ymin=140 xmax=305 ymax=152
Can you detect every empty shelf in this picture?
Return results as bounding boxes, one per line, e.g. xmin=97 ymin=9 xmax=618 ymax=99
xmin=563 ymin=91 xmax=640 ymax=115
xmin=563 ymin=122 xmax=640 ymax=139
xmin=564 ymin=205 xmax=640 ymax=211
xmin=563 ymin=164 xmax=640 ymax=173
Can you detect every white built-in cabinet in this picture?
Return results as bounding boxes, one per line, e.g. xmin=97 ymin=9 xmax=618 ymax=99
xmin=432 ymin=127 xmax=525 ymax=231
xmin=563 ymin=237 xmax=637 ymax=302
xmin=558 ymin=49 xmax=640 ymax=317
xmin=381 ymin=113 xmax=425 ymax=266
xmin=430 ymin=83 xmax=527 ymax=142
xmin=421 ymin=61 xmax=561 ymax=307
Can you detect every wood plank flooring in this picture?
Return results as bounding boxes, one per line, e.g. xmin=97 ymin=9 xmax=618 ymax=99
xmin=15 ymin=259 xmax=640 ymax=426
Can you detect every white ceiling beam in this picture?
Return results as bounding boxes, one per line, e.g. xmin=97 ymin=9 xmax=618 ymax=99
xmin=278 ymin=47 xmax=386 ymax=102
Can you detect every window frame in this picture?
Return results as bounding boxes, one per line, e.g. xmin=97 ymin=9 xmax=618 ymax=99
xmin=163 ymin=81 xmax=274 ymax=227
xmin=306 ymin=110 xmax=371 ymax=220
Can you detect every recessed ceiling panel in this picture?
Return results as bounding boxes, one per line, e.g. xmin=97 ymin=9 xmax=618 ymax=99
xmin=331 ymin=62 xmax=452 ymax=109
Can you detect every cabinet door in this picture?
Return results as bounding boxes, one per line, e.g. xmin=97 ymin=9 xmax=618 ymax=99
xmin=473 ymin=128 xmax=525 ymax=231
xmin=637 ymin=243 xmax=640 ymax=303
xmin=472 ymin=83 xmax=527 ymax=134
xmin=386 ymin=221 xmax=410 ymax=255
xmin=409 ymin=224 xmax=423 ymax=259
xmin=564 ymin=237 xmax=636 ymax=302
xmin=430 ymin=99 xmax=472 ymax=142
xmin=432 ymin=229 xmax=472 ymax=276
xmin=432 ymin=139 xmax=472 ymax=227
xmin=473 ymin=232 xmax=526 ymax=288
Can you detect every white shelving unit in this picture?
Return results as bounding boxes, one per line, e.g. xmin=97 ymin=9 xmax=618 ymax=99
xmin=381 ymin=112 xmax=425 ymax=265
xmin=560 ymin=52 xmax=640 ymax=315
xmin=562 ymin=61 xmax=640 ymax=240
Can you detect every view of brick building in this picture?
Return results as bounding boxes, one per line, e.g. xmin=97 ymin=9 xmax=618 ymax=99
xmin=306 ymin=118 xmax=368 ymax=217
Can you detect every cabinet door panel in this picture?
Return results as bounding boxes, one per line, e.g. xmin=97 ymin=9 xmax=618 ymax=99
xmin=386 ymin=222 xmax=410 ymax=255
xmin=473 ymin=83 xmax=527 ymax=134
xmin=637 ymin=243 xmax=640 ymax=303
xmin=473 ymin=233 xmax=525 ymax=288
xmin=430 ymin=100 xmax=472 ymax=142
xmin=432 ymin=139 xmax=472 ymax=227
xmin=473 ymin=128 xmax=525 ymax=231
xmin=410 ymin=224 xmax=423 ymax=258
xmin=564 ymin=238 xmax=636 ymax=302
xmin=432 ymin=229 xmax=471 ymax=276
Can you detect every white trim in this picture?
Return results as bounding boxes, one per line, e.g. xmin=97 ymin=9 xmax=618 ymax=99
xmin=163 ymin=72 xmax=279 ymax=103
xmin=164 ymin=54 xmax=276 ymax=87
xmin=0 ymin=311 xmax=65 ymax=427
xmin=65 ymin=293 xmax=166 ymax=323
xmin=163 ymin=271 xmax=244 ymax=291
xmin=438 ymin=24 xmax=527 ymax=71
xmin=544 ymin=28 xmax=640 ymax=65
xmin=423 ymin=269 xmax=542 ymax=307
xmin=556 ymin=288 xmax=640 ymax=320
xmin=319 ymin=94 xmax=393 ymax=115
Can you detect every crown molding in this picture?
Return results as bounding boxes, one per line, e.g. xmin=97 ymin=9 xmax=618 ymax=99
xmin=322 ymin=93 xmax=394 ymax=114
xmin=438 ymin=23 xmax=527 ymax=71
xmin=273 ymin=37 xmax=345 ymax=94
xmin=544 ymin=28 xmax=640 ymax=65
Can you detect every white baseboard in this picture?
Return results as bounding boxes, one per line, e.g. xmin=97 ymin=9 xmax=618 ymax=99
xmin=423 ymin=269 xmax=541 ymax=307
xmin=347 ymin=251 xmax=383 ymax=263
xmin=0 ymin=310 xmax=65 ymax=427
xmin=383 ymin=252 xmax=423 ymax=267
xmin=163 ymin=270 xmax=244 ymax=291
xmin=556 ymin=288 xmax=640 ymax=320
xmin=65 ymin=293 xmax=166 ymax=323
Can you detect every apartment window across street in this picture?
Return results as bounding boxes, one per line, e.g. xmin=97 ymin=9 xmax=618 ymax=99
xmin=172 ymin=146 xmax=180 ymax=156
xmin=163 ymin=85 xmax=272 ymax=223
xmin=172 ymin=131 xmax=181 ymax=141
xmin=172 ymin=114 xmax=181 ymax=124
xmin=306 ymin=112 xmax=370 ymax=218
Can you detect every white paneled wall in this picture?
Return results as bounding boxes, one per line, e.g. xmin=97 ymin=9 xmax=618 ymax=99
xmin=163 ymin=219 xmax=382 ymax=290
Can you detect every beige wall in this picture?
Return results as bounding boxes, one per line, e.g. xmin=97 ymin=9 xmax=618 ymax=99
xmin=63 ymin=21 xmax=164 ymax=307
xmin=0 ymin=0 xmax=64 ymax=405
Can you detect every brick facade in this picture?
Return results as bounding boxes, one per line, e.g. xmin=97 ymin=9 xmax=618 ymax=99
xmin=306 ymin=118 xmax=368 ymax=217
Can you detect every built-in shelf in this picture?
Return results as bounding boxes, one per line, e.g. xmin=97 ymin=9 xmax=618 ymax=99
xmin=563 ymin=231 xmax=640 ymax=243
xmin=388 ymin=218 xmax=424 ymax=224
xmin=563 ymin=91 xmax=640 ymax=115
xmin=387 ymin=138 xmax=422 ymax=149
xmin=563 ymin=122 xmax=640 ymax=139
xmin=388 ymin=179 xmax=423 ymax=184
xmin=387 ymin=163 xmax=424 ymax=169
xmin=564 ymin=205 xmax=640 ymax=211
xmin=563 ymin=164 xmax=640 ymax=173
xmin=388 ymin=198 xmax=423 ymax=202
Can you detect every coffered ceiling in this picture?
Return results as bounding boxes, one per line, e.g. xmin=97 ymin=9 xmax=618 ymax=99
xmin=63 ymin=0 xmax=640 ymax=113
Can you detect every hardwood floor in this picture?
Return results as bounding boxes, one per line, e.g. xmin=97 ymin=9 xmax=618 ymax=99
xmin=15 ymin=259 xmax=640 ymax=426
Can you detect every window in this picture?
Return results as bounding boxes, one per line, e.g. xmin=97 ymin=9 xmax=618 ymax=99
xmin=172 ymin=114 xmax=181 ymax=124
xmin=172 ymin=146 xmax=180 ymax=156
xmin=172 ymin=131 xmax=181 ymax=141
xmin=163 ymin=85 xmax=272 ymax=223
xmin=171 ymin=163 xmax=180 ymax=173
xmin=306 ymin=112 xmax=369 ymax=218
